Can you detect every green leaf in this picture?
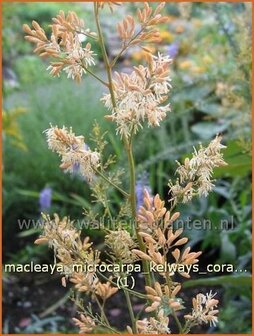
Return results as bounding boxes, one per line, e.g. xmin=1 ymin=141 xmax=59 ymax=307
xmin=214 ymin=141 xmax=251 ymax=177
xmin=220 ymin=232 xmax=237 ymax=263
xmin=17 ymin=227 xmax=40 ymax=237
xmin=172 ymin=84 xmax=212 ymax=103
xmin=70 ymin=193 xmax=90 ymax=209
xmin=191 ymin=122 xmax=228 ymax=139
xmin=195 ymin=102 xmax=227 ymax=116
xmin=183 ymin=274 xmax=251 ymax=288
xmin=17 ymin=189 xmax=39 ymax=198
xmin=17 ymin=189 xmax=87 ymax=207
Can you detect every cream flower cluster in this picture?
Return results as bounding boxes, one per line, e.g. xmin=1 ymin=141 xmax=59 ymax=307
xmin=45 ymin=125 xmax=100 ymax=182
xmin=72 ymin=314 xmax=96 ymax=334
xmin=105 ymin=229 xmax=137 ymax=263
xmin=184 ymin=291 xmax=219 ymax=327
xmin=48 ymin=35 xmax=96 ymax=81
xmin=102 ymin=53 xmax=172 ymax=137
xmin=145 ymin=282 xmax=182 ymax=313
xmin=135 ymin=310 xmax=171 ymax=334
xmin=133 ymin=190 xmax=202 ymax=279
xmin=23 ymin=11 xmax=97 ymax=82
xmin=35 ymin=214 xmax=100 ymax=277
xmin=169 ymin=135 xmax=227 ymax=203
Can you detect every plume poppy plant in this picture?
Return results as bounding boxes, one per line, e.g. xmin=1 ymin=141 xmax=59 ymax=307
xmin=24 ymin=3 xmax=226 ymax=334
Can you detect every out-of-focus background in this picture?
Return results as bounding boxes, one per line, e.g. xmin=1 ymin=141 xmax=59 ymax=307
xmin=2 ymin=2 xmax=252 ymax=334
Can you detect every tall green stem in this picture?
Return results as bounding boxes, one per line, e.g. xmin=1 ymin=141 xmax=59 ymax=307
xmin=94 ymin=3 xmax=152 ymax=289
xmin=94 ymin=3 xmax=116 ymax=107
xmin=123 ymin=286 xmax=137 ymax=333
xmin=163 ymin=247 xmax=183 ymax=332
xmin=172 ymin=310 xmax=183 ymax=334
xmin=124 ymin=133 xmax=152 ymax=288
xmin=119 ymin=261 xmax=137 ymax=333
xmin=125 ymin=134 xmax=136 ymax=218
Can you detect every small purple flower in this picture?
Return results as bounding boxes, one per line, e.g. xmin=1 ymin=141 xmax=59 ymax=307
xmin=72 ymin=162 xmax=81 ymax=175
xmin=167 ymin=43 xmax=179 ymax=59
xmin=39 ymin=187 xmax=52 ymax=212
xmin=136 ymin=173 xmax=152 ymax=210
xmin=70 ymin=143 xmax=89 ymax=178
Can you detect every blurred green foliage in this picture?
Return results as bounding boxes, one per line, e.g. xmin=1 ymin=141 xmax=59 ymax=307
xmin=3 ymin=107 xmax=27 ymax=150
xmin=2 ymin=2 xmax=252 ymax=334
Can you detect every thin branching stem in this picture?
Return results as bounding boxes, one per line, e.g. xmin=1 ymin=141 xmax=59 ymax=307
xmin=93 ymin=167 xmax=129 ymax=198
xmin=81 ymin=61 xmax=109 ymax=87
xmin=123 ymin=287 xmax=137 ymax=333
xmin=64 ymin=244 xmax=146 ymax=300
xmin=94 ymin=3 xmax=116 ymax=107
xmin=163 ymin=247 xmax=183 ymax=332
xmin=110 ymin=26 xmax=147 ymax=67
xmin=172 ymin=309 xmax=183 ymax=334
xmin=75 ymin=299 xmax=120 ymax=334
xmin=94 ymin=295 xmax=111 ymax=326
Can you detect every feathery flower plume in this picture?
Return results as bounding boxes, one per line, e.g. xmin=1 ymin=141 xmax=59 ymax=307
xmin=135 ymin=310 xmax=170 ymax=334
xmin=184 ymin=291 xmax=219 ymax=327
xmin=70 ymin=272 xmax=99 ymax=294
xmin=95 ymin=278 xmax=119 ymax=300
xmin=133 ymin=190 xmax=202 ymax=278
xmin=45 ymin=125 xmax=100 ymax=182
xmin=102 ymin=53 xmax=172 ymax=137
xmin=98 ymin=2 xmax=121 ymax=12
xmin=145 ymin=281 xmax=182 ymax=313
xmin=116 ymin=2 xmax=169 ymax=47
xmin=105 ymin=229 xmax=137 ymax=263
xmin=24 ymin=2 xmax=223 ymax=333
xmin=23 ymin=11 xmax=97 ymax=82
xmin=72 ymin=314 xmax=96 ymax=333
xmin=35 ymin=214 xmax=100 ymax=277
xmin=137 ymin=189 xmax=177 ymax=233
xmin=169 ymin=135 xmax=227 ymax=203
